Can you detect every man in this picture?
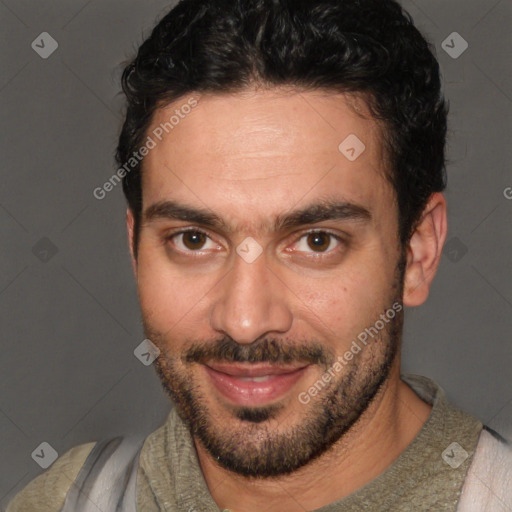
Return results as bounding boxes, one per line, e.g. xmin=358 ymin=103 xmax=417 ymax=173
xmin=7 ymin=0 xmax=511 ymax=510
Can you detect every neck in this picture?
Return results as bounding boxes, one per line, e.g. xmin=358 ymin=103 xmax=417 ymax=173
xmin=194 ymin=362 xmax=432 ymax=512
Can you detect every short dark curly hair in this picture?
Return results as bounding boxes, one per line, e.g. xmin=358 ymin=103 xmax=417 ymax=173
xmin=117 ymin=0 xmax=448 ymax=257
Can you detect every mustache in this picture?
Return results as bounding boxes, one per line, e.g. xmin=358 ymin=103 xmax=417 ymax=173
xmin=182 ymin=337 xmax=335 ymax=366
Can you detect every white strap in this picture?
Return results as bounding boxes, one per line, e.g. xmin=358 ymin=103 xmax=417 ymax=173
xmin=60 ymin=436 xmax=145 ymax=512
xmin=457 ymin=428 xmax=512 ymax=511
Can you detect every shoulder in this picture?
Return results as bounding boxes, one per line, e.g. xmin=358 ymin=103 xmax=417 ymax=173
xmin=457 ymin=426 xmax=512 ymax=510
xmin=5 ymin=442 xmax=96 ymax=512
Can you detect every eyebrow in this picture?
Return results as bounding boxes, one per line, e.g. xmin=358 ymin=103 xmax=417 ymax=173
xmin=143 ymin=197 xmax=372 ymax=233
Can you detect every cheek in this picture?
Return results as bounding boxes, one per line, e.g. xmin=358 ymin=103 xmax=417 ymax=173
xmin=136 ymin=252 xmax=187 ymax=328
xmin=136 ymin=249 xmax=220 ymax=334
xmin=290 ymin=256 xmax=396 ymax=343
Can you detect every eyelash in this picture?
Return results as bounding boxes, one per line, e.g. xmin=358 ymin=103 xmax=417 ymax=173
xmin=164 ymin=227 xmax=346 ymax=258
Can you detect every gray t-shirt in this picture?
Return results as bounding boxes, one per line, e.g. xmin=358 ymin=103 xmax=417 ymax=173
xmin=6 ymin=374 xmax=483 ymax=511
xmin=135 ymin=374 xmax=483 ymax=511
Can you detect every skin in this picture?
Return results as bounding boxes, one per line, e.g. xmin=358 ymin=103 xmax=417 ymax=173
xmin=126 ymin=87 xmax=448 ymax=511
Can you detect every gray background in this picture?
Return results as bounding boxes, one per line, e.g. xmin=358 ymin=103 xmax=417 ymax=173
xmin=0 ymin=0 xmax=511 ymax=507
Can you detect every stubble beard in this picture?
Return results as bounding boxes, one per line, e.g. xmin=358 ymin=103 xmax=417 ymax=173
xmin=145 ymin=257 xmax=406 ymax=478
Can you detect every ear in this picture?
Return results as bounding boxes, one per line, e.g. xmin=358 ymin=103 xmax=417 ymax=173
xmin=126 ymin=208 xmax=137 ymax=278
xmin=403 ymin=192 xmax=448 ymax=307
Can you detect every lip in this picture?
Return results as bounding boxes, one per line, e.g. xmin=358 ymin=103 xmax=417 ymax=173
xmin=204 ymin=363 xmax=309 ymax=406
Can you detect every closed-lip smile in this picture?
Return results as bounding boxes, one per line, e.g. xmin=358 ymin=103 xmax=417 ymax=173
xmin=204 ymin=362 xmax=310 ymax=406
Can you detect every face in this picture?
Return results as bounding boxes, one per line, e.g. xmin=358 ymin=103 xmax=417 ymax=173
xmin=129 ymin=88 xmax=406 ymax=477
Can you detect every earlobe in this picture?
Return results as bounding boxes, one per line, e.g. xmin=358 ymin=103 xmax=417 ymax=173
xmin=126 ymin=208 xmax=137 ymax=278
xmin=403 ymin=193 xmax=448 ymax=307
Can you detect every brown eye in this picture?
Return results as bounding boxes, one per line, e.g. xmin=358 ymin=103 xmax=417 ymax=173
xmin=290 ymin=230 xmax=344 ymax=256
xmin=306 ymin=232 xmax=331 ymax=252
xmin=182 ymin=231 xmax=207 ymax=250
xmin=166 ymin=229 xmax=220 ymax=255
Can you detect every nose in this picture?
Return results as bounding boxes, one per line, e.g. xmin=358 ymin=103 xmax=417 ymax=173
xmin=209 ymin=249 xmax=293 ymax=344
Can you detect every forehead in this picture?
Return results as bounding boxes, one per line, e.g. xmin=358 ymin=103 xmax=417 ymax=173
xmin=141 ymin=88 xmax=393 ymax=232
